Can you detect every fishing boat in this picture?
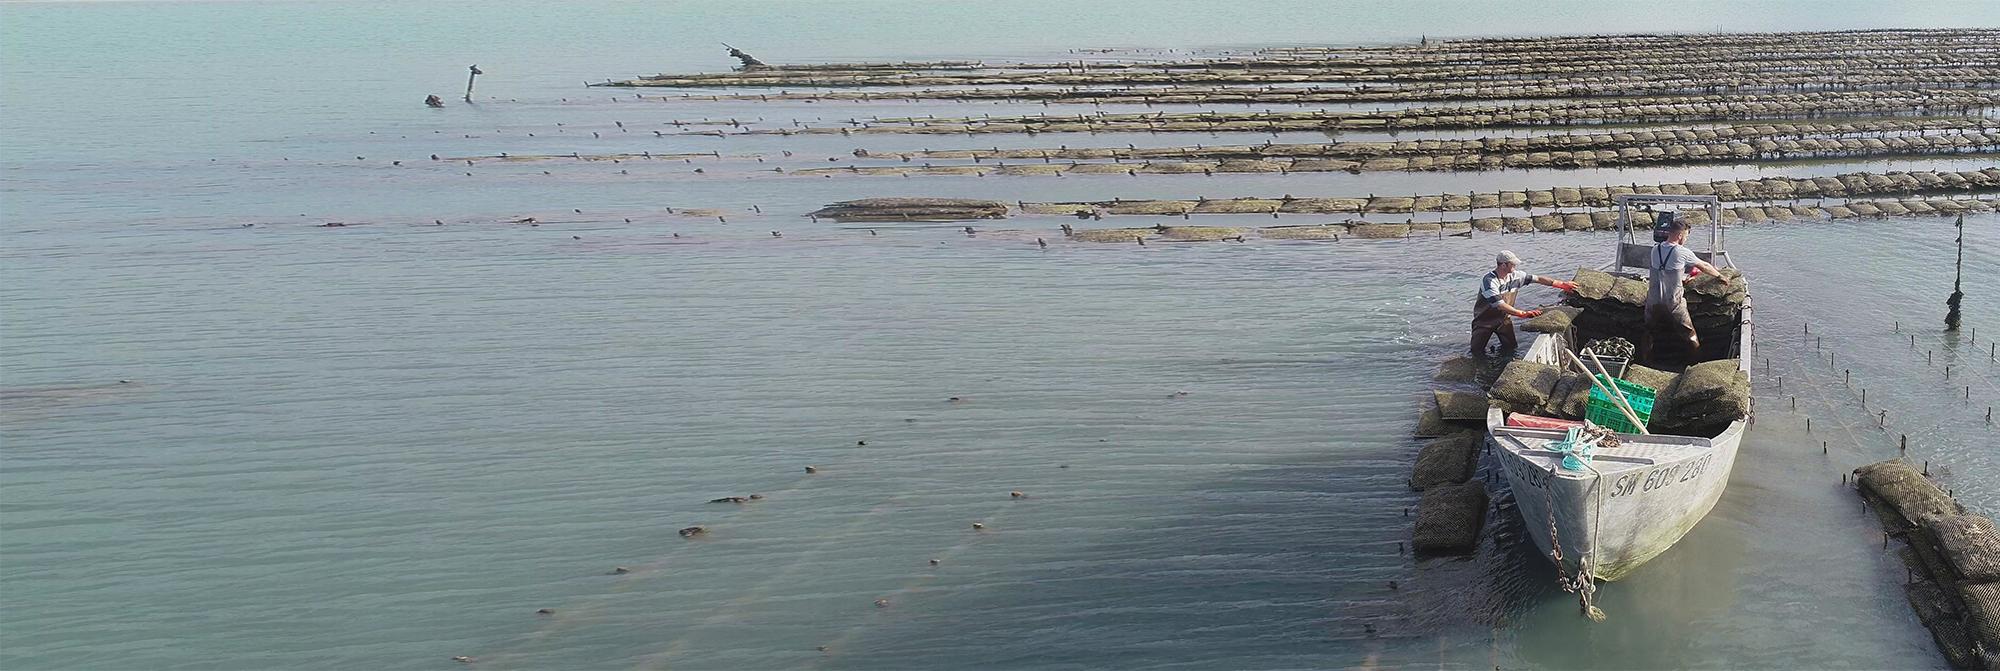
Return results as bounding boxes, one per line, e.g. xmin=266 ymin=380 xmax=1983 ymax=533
xmin=1487 ymin=194 xmax=1754 ymax=587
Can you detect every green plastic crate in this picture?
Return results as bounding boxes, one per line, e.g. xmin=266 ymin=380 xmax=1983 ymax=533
xmin=1585 ymin=375 xmax=1657 ymax=433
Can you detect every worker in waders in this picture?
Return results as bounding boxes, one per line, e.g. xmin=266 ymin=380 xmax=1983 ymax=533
xmin=1640 ymin=214 xmax=1722 ymax=367
xmin=1472 ymin=250 xmax=1577 ymax=356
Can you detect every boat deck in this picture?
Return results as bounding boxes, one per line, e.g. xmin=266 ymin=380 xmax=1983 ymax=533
xmin=1490 ymin=425 xmax=1713 ymax=477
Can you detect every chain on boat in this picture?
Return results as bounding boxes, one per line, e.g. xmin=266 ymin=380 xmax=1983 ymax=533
xmin=1542 ymin=424 xmax=1619 ymax=621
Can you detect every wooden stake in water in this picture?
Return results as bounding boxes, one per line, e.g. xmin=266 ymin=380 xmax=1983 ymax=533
xmin=464 ymin=64 xmax=483 ymax=103
xmin=1946 ymin=214 xmax=1965 ymax=329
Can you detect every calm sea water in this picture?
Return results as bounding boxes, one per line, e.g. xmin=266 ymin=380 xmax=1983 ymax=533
xmin=4 ymin=2 xmax=1999 ymax=669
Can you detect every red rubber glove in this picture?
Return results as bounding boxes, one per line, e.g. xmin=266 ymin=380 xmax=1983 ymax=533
xmin=1519 ymin=309 xmax=1544 ymax=318
xmin=1552 ymin=280 xmax=1579 ymax=293
xmin=1687 ymin=266 xmax=1703 ymax=277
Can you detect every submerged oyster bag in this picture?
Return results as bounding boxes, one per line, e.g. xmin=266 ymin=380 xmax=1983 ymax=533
xmin=1414 ymin=407 xmax=1458 ymax=438
xmin=1433 ymin=390 xmax=1490 ymax=421
xmin=808 ymin=197 xmax=1009 ymax=221
xmin=1929 ymin=515 xmax=2000 ymax=584
xmin=1434 ymin=356 xmax=1483 ymax=383
xmin=1410 ymin=432 xmax=1481 ymax=490
xmin=1855 ymin=461 xmax=1963 ymax=529
xmin=1412 ymin=480 xmax=1488 ymax=555
xmin=1962 ymin=582 xmax=2000 ymax=668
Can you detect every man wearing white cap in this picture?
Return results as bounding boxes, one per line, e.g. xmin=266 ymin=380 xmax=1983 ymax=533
xmin=1471 ymin=250 xmax=1576 ymax=355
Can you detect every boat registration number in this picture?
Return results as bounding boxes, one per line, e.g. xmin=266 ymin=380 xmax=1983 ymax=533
xmin=1610 ymin=454 xmax=1714 ymax=499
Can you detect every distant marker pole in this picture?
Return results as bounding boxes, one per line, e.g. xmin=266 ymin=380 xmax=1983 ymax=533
xmin=465 ymin=64 xmax=484 ymax=103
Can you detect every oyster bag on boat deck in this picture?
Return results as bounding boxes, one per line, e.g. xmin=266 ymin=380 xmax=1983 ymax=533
xmin=1489 ymin=360 xmax=1561 ymax=409
xmin=1542 ymin=371 xmax=1592 ymax=420
xmin=1622 ymin=363 xmax=1678 ymax=392
xmin=1656 ymin=359 xmax=1747 ymax=408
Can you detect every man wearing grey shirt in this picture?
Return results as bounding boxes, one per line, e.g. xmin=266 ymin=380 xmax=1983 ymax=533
xmin=1471 ymin=250 xmax=1576 ymax=355
xmin=1642 ymin=215 xmax=1722 ymax=366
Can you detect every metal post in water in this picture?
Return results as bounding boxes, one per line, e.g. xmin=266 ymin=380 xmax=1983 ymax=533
xmin=464 ymin=65 xmax=483 ymax=103
xmin=1946 ymin=214 xmax=1964 ymax=329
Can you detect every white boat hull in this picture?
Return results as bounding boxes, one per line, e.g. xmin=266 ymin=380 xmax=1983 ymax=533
xmin=1486 ymin=312 xmax=1751 ymax=581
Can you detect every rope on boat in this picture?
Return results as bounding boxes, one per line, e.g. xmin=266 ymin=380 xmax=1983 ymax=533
xmin=1545 ymin=425 xmax=1609 ymax=471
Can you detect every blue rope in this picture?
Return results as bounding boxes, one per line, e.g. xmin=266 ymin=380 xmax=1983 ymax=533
xmin=1546 ymin=426 xmax=1600 ymax=472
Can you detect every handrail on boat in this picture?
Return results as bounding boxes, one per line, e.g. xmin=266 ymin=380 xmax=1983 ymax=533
xmin=1611 ymin=194 xmax=1724 ymax=274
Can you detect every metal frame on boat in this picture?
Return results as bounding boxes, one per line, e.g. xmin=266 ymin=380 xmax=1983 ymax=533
xmin=1487 ymin=194 xmax=1754 ymax=591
